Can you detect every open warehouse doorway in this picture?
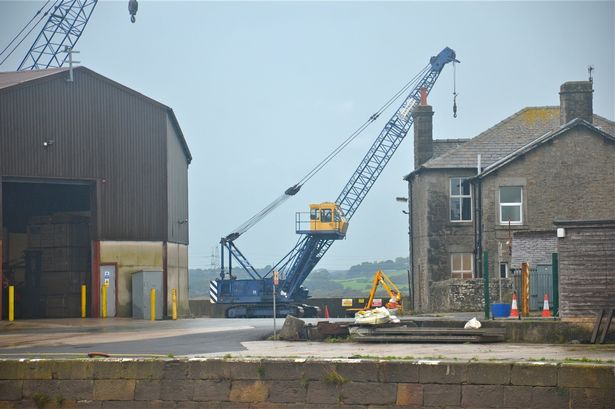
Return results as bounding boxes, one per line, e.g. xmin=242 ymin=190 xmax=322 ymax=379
xmin=1 ymin=179 xmax=93 ymax=319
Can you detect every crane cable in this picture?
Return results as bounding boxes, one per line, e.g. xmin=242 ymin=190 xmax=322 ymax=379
xmin=298 ymin=64 xmax=431 ymax=186
xmin=0 ymin=0 xmax=52 ymax=59
xmin=226 ymin=63 xmax=431 ymax=240
xmin=0 ymin=0 xmax=60 ymax=67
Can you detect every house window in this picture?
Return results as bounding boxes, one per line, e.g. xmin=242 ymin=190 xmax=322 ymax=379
xmin=451 ymin=253 xmax=473 ymax=279
xmin=499 ymin=186 xmax=523 ymax=224
xmin=450 ymin=178 xmax=472 ymax=221
xmin=500 ymin=263 xmax=509 ymax=278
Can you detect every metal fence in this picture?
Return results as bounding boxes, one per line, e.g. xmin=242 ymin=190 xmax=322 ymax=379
xmin=511 ymin=265 xmax=553 ymax=311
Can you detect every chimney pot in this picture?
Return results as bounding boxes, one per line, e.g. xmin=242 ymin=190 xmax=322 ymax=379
xmin=559 ymin=81 xmax=593 ymax=125
xmin=420 ymin=88 xmax=428 ymax=106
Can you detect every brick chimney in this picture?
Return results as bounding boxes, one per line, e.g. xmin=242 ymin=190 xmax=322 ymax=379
xmin=559 ymin=81 xmax=593 ymax=125
xmin=413 ymin=89 xmax=434 ymax=168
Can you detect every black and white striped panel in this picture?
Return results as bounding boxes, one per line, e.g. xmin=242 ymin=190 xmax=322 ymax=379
xmin=209 ymin=280 xmax=218 ymax=303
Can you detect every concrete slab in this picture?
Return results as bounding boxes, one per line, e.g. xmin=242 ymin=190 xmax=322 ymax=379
xmin=205 ymin=340 xmax=615 ymax=363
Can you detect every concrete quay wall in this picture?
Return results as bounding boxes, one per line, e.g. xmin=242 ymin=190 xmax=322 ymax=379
xmin=0 ymin=358 xmax=613 ymax=408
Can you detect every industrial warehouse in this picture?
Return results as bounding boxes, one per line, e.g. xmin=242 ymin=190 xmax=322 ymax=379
xmin=0 ymin=66 xmax=191 ymax=319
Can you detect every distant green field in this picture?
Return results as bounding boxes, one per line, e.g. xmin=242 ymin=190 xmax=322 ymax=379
xmin=189 ymin=258 xmax=411 ymax=299
xmin=304 ymin=269 xmax=410 ymax=298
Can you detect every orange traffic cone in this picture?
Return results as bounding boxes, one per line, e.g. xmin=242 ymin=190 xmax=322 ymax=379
xmin=324 ymin=305 xmax=330 ymax=319
xmin=541 ymin=294 xmax=552 ymax=318
xmin=509 ymin=292 xmax=519 ymax=318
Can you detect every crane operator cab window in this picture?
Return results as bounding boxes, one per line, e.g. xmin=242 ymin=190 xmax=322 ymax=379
xmin=297 ymin=202 xmax=349 ymax=239
xmin=320 ymin=209 xmax=332 ymax=223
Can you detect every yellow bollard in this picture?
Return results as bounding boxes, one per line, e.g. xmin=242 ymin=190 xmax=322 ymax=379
xmin=8 ymin=286 xmax=14 ymax=322
xmin=101 ymin=285 xmax=107 ymax=319
xmin=81 ymin=285 xmax=87 ymax=318
xmin=150 ymin=288 xmax=156 ymax=321
xmin=172 ymin=288 xmax=177 ymax=320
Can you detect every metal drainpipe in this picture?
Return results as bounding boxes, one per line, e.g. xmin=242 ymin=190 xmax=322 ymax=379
xmin=408 ymin=179 xmax=414 ymax=308
xmin=474 ymin=178 xmax=483 ymax=279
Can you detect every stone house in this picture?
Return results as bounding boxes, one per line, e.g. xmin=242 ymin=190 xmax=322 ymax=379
xmin=404 ymin=81 xmax=615 ymax=313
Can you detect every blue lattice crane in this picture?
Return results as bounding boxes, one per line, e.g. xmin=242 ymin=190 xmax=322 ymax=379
xmin=0 ymin=0 xmax=137 ymax=71
xmin=212 ymin=47 xmax=459 ymax=318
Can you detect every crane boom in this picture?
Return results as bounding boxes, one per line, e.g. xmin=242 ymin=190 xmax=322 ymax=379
xmin=215 ymin=47 xmax=458 ymax=317
xmin=18 ymin=0 xmax=99 ymax=71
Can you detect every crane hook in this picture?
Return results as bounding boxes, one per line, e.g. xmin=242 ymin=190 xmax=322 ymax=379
xmin=128 ymin=0 xmax=138 ymax=23
xmin=452 ymin=60 xmax=458 ymax=118
xmin=453 ymin=93 xmax=458 ymax=118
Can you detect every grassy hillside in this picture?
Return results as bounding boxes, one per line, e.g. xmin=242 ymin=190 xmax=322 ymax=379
xmin=303 ymin=268 xmax=410 ymax=298
xmin=189 ymin=258 xmax=410 ymax=299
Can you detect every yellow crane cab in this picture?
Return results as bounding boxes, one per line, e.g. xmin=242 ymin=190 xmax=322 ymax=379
xmin=295 ymin=202 xmax=348 ymax=239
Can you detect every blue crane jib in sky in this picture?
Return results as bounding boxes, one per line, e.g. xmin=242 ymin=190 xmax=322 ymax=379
xmin=214 ymin=47 xmax=458 ymax=316
xmin=18 ymin=0 xmax=99 ymax=71
xmin=14 ymin=0 xmax=138 ymax=71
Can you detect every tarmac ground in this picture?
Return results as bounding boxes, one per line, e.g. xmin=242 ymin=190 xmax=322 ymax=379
xmin=1 ymin=317 xmax=613 ymax=363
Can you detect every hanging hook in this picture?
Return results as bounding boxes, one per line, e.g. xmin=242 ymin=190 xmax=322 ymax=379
xmin=128 ymin=0 xmax=138 ymax=23
xmin=452 ymin=61 xmax=458 ymax=118
xmin=453 ymin=94 xmax=458 ymax=118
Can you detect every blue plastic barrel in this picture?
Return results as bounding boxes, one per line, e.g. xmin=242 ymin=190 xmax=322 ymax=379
xmin=491 ymin=303 xmax=511 ymax=318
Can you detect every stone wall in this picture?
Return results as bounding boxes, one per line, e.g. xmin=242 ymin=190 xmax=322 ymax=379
xmin=0 ymin=359 xmax=613 ymax=408
xmin=430 ymin=278 xmax=513 ymax=312
xmin=479 ymin=126 xmax=615 ymax=289
xmin=409 ymin=169 xmax=476 ymax=313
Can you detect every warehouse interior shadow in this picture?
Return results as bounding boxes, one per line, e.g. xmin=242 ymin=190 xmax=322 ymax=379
xmin=2 ymin=180 xmax=93 ymax=319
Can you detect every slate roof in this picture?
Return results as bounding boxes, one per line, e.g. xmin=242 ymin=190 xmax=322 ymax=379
xmin=477 ymin=118 xmax=615 ymax=179
xmin=432 ymin=138 xmax=468 ymax=158
xmin=417 ymin=106 xmax=615 ymax=171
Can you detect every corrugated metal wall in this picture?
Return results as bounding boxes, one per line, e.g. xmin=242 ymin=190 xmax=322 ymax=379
xmin=166 ymin=117 xmax=189 ymax=244
xmin=557 ymin=222 xmax=615 ymax=317
xmin=0 ymin=68 xmax=189 ymax=243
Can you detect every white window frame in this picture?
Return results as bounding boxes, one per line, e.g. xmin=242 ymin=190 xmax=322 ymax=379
xmin=499 ymin=186 xmax=523 ymax=225
xmin=450 ymin=177 xmax=472 ymax=222
xmin=451 ymin=253 xmax=473 ymax=280
xmin=500 ymin=262 xmax=509 ymax=279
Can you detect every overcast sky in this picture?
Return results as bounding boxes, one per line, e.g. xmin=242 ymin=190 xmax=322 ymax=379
xmin=1 ymin=1 xmax=613 ymax=271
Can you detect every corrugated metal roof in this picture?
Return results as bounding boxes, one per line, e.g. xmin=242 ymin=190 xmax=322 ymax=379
xmin=419 ymin=106 xmax=615 ymax=170
xmin=0 ymin=66 xmax=192 ymax=163
xmin=0 ymin=67 xmax=69 ymax=89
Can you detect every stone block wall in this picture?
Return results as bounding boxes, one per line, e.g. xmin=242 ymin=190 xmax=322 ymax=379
xmin=430 ymin=278 xmax=513 ymax=312
xmin=0 ymin=358 xmax=613 ymax=408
